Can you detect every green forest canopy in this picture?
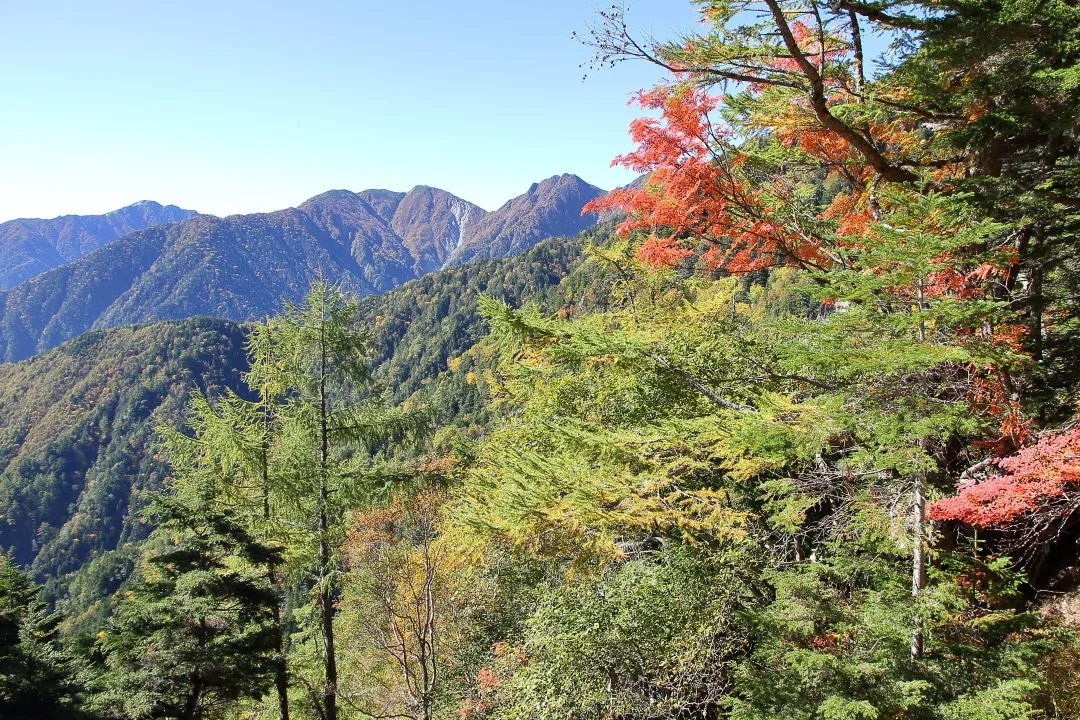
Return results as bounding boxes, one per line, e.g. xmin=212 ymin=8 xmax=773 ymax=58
xmin=2 ymin=1 xmax=1080 ymax=718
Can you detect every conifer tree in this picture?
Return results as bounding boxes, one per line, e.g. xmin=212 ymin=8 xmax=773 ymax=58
xmin=244 ymin=281 xmax=426 ymax=720
xmin=95 ymin=485 xmax=281 ymax=720
xmin=159 ymin=347 xmax=293 ymax=720
xmin=0 ymin=554 xmax=84 ymax=719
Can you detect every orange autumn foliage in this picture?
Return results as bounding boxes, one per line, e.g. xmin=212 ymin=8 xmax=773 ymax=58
xmin=584 ymin=87 xmax=830 ymax=272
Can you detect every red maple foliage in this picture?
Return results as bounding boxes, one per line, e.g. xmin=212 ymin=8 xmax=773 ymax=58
xmin=929 ymin=426 xmax=1080 ymax=528
xmin=583 ymin=87 xmax=830 ymax=273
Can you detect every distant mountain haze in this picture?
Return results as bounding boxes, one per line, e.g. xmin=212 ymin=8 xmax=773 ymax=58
xmin=0 ymin=175 xmax=604 ymax=363
xmin=0 ymin=200 xmax=198 ymax=290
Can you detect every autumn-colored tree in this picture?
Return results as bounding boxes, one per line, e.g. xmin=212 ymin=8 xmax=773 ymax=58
xmin=340 ymin=486 xmax=461 ymax=720
xmin=577 ymin=3 xmax=1078 ymax=650
xmin=582 ymin=1 xmax=1080 ymax=392
xmin=930 ymin=425 xmax=1080 ymax=576
xmin=585 ymin=86 xmax=835 ymax=275
xmin=931 ymin=426 xmax=1080 ymax=528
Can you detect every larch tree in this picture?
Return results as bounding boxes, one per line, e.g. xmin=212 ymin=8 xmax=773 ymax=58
xmin=244 ymin=281 xmax=427 ymax=720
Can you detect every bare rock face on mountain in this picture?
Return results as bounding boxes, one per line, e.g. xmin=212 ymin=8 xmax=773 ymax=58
xmin=0 ymin=176 xmax=604 ymax=363
xmin=0 ymin=200 xmax=198 ymax=290
xmin=388 ymin=186 xmax=485 ymax=274
xmin=446 ymin=174 xmax=604 ymax=267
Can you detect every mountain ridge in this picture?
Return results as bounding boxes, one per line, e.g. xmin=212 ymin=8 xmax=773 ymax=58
xmin=0 ymin=200 xmax=199 ymax=290
xmin=0 ymin=175 xmax=604 ymax=363
xmin=446 ymin=173 xmax=603 ymax=267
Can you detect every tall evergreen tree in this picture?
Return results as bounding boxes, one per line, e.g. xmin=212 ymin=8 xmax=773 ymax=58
xmin=94 ymin=485 xmax=281 ymax=720
xmin=158 ymin=377 xmax=293 ymax=720
xmin=245 ymin=281 xmax=426 ymax=720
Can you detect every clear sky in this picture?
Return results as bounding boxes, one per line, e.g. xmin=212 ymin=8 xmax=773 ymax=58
xmin=0 ymin=1 xmax=701 ymax=222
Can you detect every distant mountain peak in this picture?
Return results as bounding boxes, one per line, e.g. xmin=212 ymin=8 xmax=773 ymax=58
xmin=301 ymin=189 xmax=363 ymax=205
xmin=535 ymin=172 xmax=591 ymax=188
xmin=0 ymin=201 xmax=198 ymax=290
xmin=444 ymin=175 xmax=604 ymax=268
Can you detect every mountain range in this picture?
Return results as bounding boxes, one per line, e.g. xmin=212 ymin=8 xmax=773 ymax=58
xmin=0 ymin=172 xmax=608 ymax=610
xmin=0 ymin=174 xmax=603 ymax=363
xmin=0 ymin=200 xmax=198 ymax=290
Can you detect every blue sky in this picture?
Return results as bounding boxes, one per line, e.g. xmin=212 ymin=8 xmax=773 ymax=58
xmin=0 ymin=1 xmax=701 ymax=221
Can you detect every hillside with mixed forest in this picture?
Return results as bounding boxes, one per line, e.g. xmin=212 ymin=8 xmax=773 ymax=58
xmin=2 ymin=2 xmax=1080 ymax=720
xmin=0 ymin=228 xmax=614 ymax=615
xmin=0 ymin=318 xmax=249 ymax=607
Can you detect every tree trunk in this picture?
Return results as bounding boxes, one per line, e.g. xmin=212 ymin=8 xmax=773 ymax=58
xmin=910 ymin=469 xmax=926 ymax=660
xmin=318 ymin=527 xmax=337 ymax=720
xmin=317 ymin=323 xmax=338 ymax=720
xmin=261 ymin=327 xmax=291 ymax=720
xmin=182 ymin=676 xmax=204 ymax=720
xmin=270 ymin=564 xmax=290 ymax=720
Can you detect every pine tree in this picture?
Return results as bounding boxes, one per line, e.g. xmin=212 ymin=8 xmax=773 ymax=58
xmin=0 ymin=554 xmax=84 ymax=718
xmin=94 ymin=485 xmax=281 ymax=720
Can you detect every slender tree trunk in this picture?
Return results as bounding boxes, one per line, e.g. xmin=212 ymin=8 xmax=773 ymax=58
xmin=182 ymin=680 xmax=203 ymax=720
xmin=848 ymin=10 xmax=864 ymax=91
xmin=317 ymin=322 xmax=338 ymax=720
xmin=910 ymin=470 xmax=926 ymax=660
xmin=270 ymin=566 xmax=290 ymax=720
xmin=421 ymin=537 xmax=438 ymax=720
xmin=266 ymin=477 xmax=290 ymax=720
xmin=318 ymin=524 xmax=337 ymax=720
xmin=262 ymin=316 xmax=291 ymax=720
xmin=265 ymin=474 xmax=290 ymax=720
xmin=1028 ymin=238 xmax=1045 ymax=362
xmin=911 ymin=287 xmax=927 ymax=661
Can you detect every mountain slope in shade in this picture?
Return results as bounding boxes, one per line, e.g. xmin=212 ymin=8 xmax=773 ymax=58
xmin=446 ymin=174 xmax=604 ymax=267
xmin=0 ymin=176 xmax=603 ymax=363
xmin=0 ymin=317 xmax=249 ymax=589
xmin=0 ymin=200 xmax=198 ymax=290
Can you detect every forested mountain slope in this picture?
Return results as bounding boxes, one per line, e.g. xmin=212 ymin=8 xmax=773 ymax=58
xmin=0 ymin=200 xmax=197 ymax=290
xmin=0 ymin=226 xmax=611 ymax=612
xmin=360 ymin=224 xmax=618 ymax=399
xmin=355 ymin=186 xmax=485 ymax=274
xmin=0 ymin=317 xmax=249 ymax=602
